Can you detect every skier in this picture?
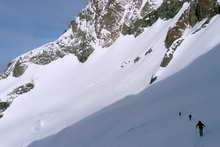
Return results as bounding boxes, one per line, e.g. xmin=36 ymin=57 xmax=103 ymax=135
xmin=189 ymin=114 xmax=192 ymax=120
xmin=178 ymin=112 xmax=182 ymax=116
xmin=196 ymin=121 xmax=206 ymax=137
xmin=0 ymin=113 xmax=3 ymax=119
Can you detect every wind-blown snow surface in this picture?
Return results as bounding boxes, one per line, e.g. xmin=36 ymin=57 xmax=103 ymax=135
xmin=30 ymin=44 xmax=220 ymax=147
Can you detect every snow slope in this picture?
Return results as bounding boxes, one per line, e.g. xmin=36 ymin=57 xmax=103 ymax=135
xmin=0 ymin=1 xmax=220 ymax=147
xmin=29 ymin=43 xmax=220 ymax=147
xmin=0 ymin=19 xmax=168 ymax=147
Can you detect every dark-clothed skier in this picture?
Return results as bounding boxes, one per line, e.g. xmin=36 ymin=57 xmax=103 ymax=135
xmin=189 ymin=114 xmax=192 ymax=120
xmin=179 ymin=112 xmax=182 ymax=116
xmin=196 ymin=121 xmax=206 ymax=137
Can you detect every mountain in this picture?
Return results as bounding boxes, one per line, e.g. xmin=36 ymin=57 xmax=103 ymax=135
xmin=0 ymin=0 xmax=220 ymax=147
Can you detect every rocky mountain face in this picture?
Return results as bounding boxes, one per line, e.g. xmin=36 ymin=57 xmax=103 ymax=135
xmin=0 ymin=0 xmax=219 ymax=114
xmin=161 ymin=0 xmax=220 ymax=67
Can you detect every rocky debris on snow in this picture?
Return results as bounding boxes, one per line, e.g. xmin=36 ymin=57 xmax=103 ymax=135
xmin=134 ymin=56 xmax=141 ymax=63
xmin=150 ymin=76 xmax=157 ymax=84
xmin=9 ymin=83 xmax=34 ymax=96
xmin=0 ymin=83 xmax=34 ymax=117
xmin=0 ymin=101 xmax=12 ymax=119
xmin=145 ymin=48 xmax=152 ymax=56
xmin=120 ymin=60 xmax=131 ymax=69
xmin=0 ymin=101 xmax=11 ymax=113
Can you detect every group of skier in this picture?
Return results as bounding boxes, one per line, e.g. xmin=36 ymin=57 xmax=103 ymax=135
xmin=179 ymin=112 xmax=206 ymax=137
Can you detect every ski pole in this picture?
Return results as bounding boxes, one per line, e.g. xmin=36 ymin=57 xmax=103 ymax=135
xmin=195 ymin=128 xmax=197 ymax=136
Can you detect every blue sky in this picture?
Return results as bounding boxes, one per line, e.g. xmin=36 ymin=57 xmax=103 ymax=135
xmin=0 ymin=0 xmax=88 ymax=72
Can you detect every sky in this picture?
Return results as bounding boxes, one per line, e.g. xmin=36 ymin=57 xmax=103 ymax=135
xmin=0 ymin=0 xmax=88 ymax=72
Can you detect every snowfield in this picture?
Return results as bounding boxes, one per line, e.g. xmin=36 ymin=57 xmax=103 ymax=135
xmin=0 ymin=3 xmax=220 ymax=147
xmin=0 ymin=19 xmax=169 ymax=147
xmin=30 ymin=43 xmax=220 ymax=147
